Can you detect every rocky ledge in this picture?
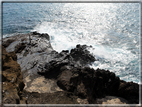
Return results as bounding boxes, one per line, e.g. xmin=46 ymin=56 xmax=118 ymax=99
xmin=2 ymin=32 xmax=139 ymax=104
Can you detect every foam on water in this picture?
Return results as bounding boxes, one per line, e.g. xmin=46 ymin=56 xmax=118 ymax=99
xmin=32 ymin=3 xmax=140 ymax=83
xmin=33 ymin=24 xmax=139 ymax=83
xmin=3 ymin=33 xmax=18 ymax=38
xmin=3 ymin=3 xmax=140 ymax=83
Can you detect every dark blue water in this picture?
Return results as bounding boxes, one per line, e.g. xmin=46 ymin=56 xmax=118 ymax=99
xmin=3 ymin=3 xmax=140 ymax=83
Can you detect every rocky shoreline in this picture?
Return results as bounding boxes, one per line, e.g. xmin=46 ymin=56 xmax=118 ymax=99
xmin=2 ymin=32 xmax=139 ymax=105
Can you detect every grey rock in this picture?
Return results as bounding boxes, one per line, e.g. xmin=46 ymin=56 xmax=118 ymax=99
xmin=3 ymin=32 xmax=58 ymax=93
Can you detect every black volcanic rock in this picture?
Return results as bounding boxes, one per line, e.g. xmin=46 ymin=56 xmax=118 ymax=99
xmin=70 ymin=44 xmax=95 ymax=65
xmin=2 ymin=32 xmax=139 ymax=104
xmin=38 ymin=44 xmax=96 ymax=76
xmin=15 ymin=43 xmax=26 ymax=53
xmin=117 ymin=80 xmax=139 ymax=103
xmin=57 ymin=67 xmax=121 ymax=102
xmin=57 ymin=67 xmax=139 ymax=104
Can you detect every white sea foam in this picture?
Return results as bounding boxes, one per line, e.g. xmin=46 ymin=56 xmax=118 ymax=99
xmin=33 ymin=21 xmax=139 ymax=83
xmin=31 ymin=3 xmax=140 ymax=83
xmin=2 ymin=3 xmax=140 ymax=83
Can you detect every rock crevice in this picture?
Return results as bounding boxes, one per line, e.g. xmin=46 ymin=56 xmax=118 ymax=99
xmin=2 ymin=32 xmax=139 ymax=104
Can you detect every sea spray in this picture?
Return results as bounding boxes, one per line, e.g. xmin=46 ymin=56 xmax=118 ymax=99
xmin=3 ymin=3 xmax=140 ymax=83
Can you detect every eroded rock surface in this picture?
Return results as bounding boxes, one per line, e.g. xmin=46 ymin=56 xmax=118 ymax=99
xmin=117 ymin=80 xmax=139 ymax=104
xmin=24 ymin=76 xmax=62 ymax=93
xmin=3 ymin=32 xmax=96 ymax=94
xmin=3 ymin=32 xmax=58 ymax=93
xmin=2 ymin=46 xmax=25 ymax=104
xmin=96 ymin=96 xmax=129 ymax=104
xmin=56 ymin=67 xmax=121 ymax=103
xmin=21 ymin=90 xmax=78 ymax=104
xmin=38 ymin=44 xmax=96 ymax=75
xmin=2 ymin=32 xmax=139 ymax=104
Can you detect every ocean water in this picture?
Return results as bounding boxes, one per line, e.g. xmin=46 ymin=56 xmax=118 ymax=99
xmin=3 ymin=3 xmax=140 ymax=83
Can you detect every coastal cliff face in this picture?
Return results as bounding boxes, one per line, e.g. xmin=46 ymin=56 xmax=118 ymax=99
xmin=2 ymin=46 xmax=25 ymax=104
xmin=2 ymin=32 xmax=139 ymax=104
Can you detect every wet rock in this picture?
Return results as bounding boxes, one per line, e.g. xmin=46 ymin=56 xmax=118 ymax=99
xmin=32 ymin=31 xmax=50 ymax=40
xmin=3 ymin=32 xmax=96 ymax=95
xmin=39 ymin=44 xmax=96 ymax=76
xmin=32 ymin=31 xmax=41 ymax=35
xmin=2 ymin=32 xmax=139 ymax=104
xmin=3 ymin=32 xmax=55 ymax=93
xmin=70 ymin=44 xmax=96 ymax=66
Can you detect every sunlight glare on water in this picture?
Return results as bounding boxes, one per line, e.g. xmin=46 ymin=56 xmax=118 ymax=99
xmin=3 ymin=3 xmax=140 ymax=83
xmin=34 ymin=3 xmax=140 ymax=83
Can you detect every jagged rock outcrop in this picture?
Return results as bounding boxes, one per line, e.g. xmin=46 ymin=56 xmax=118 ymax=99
xmin=2 ymin=32 xmax=139 ymax=104
xmin=38 ymin=44 xmax=96 ymax=74
xmin=2 ymin=46 xmax=25 ymax=104
xmin=56 ymin=66 xmax=139 ymax=104
xmin=117 ymin=80 xmax=139 ymax=104
xmin=2 ymin=32 xmax=58 ymax=93
xmin=2 ymin=32 xmax=96 ymax=94
xmin=54 ymin=66 xmax=120 ymax=103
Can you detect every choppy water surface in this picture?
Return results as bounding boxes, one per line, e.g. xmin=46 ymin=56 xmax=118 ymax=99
xmin=3 ymin=3 xmax=140 ymax=83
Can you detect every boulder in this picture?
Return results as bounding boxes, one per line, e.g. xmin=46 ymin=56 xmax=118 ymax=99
xmin=117 ymin=80 xmax=139 ymax=104
xmin=70 ymin=44 xmax=96 ymax=66
xmin=57 ymin=66 xmax=121 ymax=103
